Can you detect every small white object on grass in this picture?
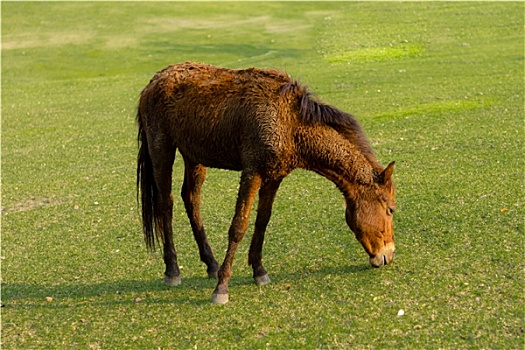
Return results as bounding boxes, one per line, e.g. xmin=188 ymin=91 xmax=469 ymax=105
xmin=397 ymin=309 xmax=405 ymax=316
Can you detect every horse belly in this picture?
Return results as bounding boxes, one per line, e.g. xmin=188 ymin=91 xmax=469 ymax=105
xmin=167 ymin=91 xmax=288 ymax=172
xmin=175 ymin=131 xmax=244 ymax=171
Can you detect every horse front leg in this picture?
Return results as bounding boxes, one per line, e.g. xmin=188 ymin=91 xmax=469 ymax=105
xmin=181 ymin=158 xmax=219 ymax=278
xmin=248 ymin=179 xmax=283 ymax=286
xmin=212 ymin=172 xmax=262 ymax=304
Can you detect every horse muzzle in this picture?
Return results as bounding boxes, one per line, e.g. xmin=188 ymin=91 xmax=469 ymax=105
xmin=369 ymin=242 xmax=395 ymax=268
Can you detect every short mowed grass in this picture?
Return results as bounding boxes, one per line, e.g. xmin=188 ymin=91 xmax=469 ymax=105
xmin=2 ymin=2 xmax=523 ymax=349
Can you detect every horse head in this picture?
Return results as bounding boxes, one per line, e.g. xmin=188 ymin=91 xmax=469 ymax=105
xmin=345 ymin=161 xmax=396 ymax=267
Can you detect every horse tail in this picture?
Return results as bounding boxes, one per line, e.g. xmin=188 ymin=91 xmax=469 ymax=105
xmin=136 ymin=110 xmax=159 ymax=252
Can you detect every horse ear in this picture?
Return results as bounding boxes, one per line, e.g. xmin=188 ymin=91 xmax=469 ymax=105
xmin=378 ymin=161 xmax=395 ymax=184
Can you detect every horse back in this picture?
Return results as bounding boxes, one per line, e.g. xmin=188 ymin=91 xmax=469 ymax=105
xmin=138 ymin=62 xmax=299 ymax=172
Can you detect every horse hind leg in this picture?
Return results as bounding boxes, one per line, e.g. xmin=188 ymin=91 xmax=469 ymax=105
xmin=181 ymin=158 xmax=219 ymax=278
xmin=150 ymin=140 xmax=181 ymax=286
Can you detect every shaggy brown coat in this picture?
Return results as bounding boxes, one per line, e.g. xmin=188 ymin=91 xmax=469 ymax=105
xmin=137 ymin=62 xmax=396 ymax=304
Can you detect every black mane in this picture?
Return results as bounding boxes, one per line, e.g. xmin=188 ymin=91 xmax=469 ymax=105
xmin=281 ymin=81 xmax=378 ymax=167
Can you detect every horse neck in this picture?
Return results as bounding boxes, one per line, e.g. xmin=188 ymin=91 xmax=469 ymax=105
xmin=295 ymin=125 xmax=379 ymax=199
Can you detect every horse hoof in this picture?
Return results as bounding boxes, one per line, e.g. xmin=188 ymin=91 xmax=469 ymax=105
xmin=164 ymin=275 xmax=182 ymax=286
xmin=212 ymin=293 xmax=229 ymax=304
xmin=254 ymin=274 xmax=271 ymax=286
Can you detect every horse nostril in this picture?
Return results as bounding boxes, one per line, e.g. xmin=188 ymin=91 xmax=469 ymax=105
xmin=383 ymin=255 xmax=387 ymax=266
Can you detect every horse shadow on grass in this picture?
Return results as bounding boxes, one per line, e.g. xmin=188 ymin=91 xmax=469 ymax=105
xmin=2 ymin=263 xmax=372 ymax=308
xmin=2 ymin=276 xmax=216 ymax=309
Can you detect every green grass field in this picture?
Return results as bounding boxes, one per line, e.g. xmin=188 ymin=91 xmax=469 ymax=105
xmin=2 ymin=2 xmax=523 ymax=349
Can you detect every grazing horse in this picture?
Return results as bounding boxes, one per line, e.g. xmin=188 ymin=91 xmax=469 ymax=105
xmin=136 ymin=62 xmax=396 ymax=304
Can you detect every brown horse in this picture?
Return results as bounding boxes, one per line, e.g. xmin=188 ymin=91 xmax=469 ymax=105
xmin=137 ymin=62 xmax=396 ymax=304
